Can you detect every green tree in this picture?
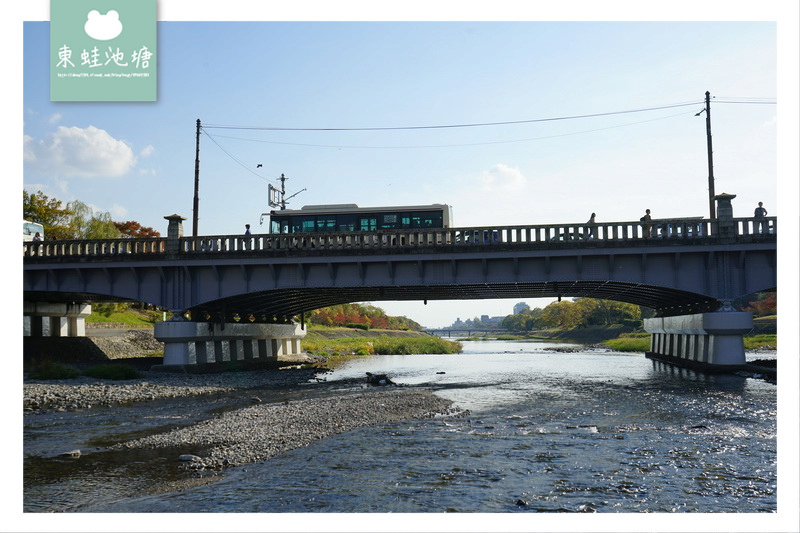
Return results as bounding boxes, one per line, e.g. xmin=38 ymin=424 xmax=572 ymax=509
xmin=540 ymin=301 xmax=582 ymax=329
xmin=22 ymin=190 xmax=74 ymax=240
xmin=65 ymin=200 xmax=122 ymax=239
xmin=571 ymin=298 xmax=641 ymax=327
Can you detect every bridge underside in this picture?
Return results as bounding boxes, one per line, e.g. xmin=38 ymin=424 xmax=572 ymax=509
xmin=25 ymin=280 xmax=721 ymax=323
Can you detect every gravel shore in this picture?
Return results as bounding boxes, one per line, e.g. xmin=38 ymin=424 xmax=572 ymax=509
xmin=113 ymin=387 xmax=457 ymax=470
xmin=23 ymin=367 xmax=319 ymax=411
xmin=24 ymin=367 xmax=460 ymax=470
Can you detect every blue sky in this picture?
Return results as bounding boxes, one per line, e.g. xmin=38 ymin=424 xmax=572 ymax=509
xmin=16 ymin=3 xmax=794 ymax=329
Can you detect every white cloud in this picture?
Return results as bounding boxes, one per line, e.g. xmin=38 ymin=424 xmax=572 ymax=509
xmin=480 ymin=163 xmax=527 ymax=192
xmin=109 ymin=204 xmax=128 ymax=219
xmin=48 ymin=113 xmax=62 ymax=125
xmin=24 ymin=125 xmax=136 ymax=178
xmin=140 ymin=144 xmax=155 ymax=157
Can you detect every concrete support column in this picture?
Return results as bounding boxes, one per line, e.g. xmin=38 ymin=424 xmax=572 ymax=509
xmin=24 ymin=302 xmax=91 ymax=337
xmin=644 ymin=311 xmax=753 ymax=368
xmin=154 ymin=320 xmax=306 ymax=367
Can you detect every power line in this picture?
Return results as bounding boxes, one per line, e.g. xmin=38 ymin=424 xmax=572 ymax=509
xmin=202 ymin=130 xmax=268 ymax=181
xmin=202 ymin=100 xmax=707 ymax=132
xmin=204 ymin=109 xmax=695 ymax=150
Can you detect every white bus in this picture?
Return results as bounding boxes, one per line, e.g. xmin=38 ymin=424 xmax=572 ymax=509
xmin=23 ymin=220 xmax=44 ymax=242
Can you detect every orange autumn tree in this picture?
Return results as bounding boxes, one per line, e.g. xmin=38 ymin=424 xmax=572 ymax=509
xmin=308 ymin=303 xmax=421 ymax=331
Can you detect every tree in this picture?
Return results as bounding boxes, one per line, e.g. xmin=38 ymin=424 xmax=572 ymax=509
xmin=742 ymin=292 xmax=776 ymax=317
xmin=66 ymin=200 xmax=122 ymax=239
xmin=540 ymin=301 xmax=582 ymax=329
xmin=23 ymin=190 xmax=74 ymax=240
xmin=114 ymin=220 xmax=160 ymax=238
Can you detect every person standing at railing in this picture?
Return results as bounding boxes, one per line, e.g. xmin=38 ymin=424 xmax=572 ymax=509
xmin=754 ymin=202 xmax=768 ymax=234
xmin=31 ymin=231 xmax=42 ymax=256
xmin=243 ymin=224 xmax=252 ymax=250
xmin=640 ymin=209 xmax=652 ymax=238
xmin=585 ymin=213 xmax=597 ymax=240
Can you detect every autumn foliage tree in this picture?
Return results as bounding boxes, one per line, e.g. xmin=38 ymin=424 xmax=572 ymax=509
xmin=308 ymin=303 xmax=422 ymax=331
xmin=742 ymin=292 xmax=776 ymax=317
xmin=114 ymin=220 xmax=160 ymax=238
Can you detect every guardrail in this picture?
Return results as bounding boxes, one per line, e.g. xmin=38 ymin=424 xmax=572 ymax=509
xmin=23 ymin=216 xmax=776 ymax=259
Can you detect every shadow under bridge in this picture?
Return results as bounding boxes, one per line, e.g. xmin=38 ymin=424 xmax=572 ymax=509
xmin=188 ymin=281 xmax=721 ymax=323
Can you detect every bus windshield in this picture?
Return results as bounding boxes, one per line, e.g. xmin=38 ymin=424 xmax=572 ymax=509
xmin=23 ymin=220 xmax=44 ymax=242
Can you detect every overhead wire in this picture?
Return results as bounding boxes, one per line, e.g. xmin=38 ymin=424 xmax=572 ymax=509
xmin=202 ymin=100 xmax=706 ymax=132
xmin=204 ymin=109 xmax=697 ymax=150
xmin=200 ymin=97 xmax=776 ymax=179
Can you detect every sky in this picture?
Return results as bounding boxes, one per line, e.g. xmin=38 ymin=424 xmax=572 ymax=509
xmin=8 ymin=2 xmax=800 ymax=532
xmin=15 ymin=2 xmax=796 ymax=331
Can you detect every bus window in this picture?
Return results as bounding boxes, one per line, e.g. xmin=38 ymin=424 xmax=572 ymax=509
xmin=359 ymin=217 xmax=377 ymax=231
xmin=317 ymin=217 xmax=336 ymax=232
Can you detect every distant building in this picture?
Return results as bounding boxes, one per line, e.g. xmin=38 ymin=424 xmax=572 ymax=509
xmin=513 ymin=302 xmax=530 ymax=315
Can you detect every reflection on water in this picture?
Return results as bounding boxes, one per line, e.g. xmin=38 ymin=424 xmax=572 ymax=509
xmin=24 ymin=340 xmax=777 ymax=514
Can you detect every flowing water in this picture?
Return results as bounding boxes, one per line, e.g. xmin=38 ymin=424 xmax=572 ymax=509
xmin=23 ymin=340 xmax=776 ymax=515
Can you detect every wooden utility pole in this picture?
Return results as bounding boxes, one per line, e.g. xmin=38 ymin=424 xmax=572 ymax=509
xmin=192 ymin=119 xmax=201 ymax=236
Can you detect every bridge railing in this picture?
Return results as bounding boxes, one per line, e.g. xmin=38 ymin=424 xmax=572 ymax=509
xmin=23 ymin=236 xmax=167 ymax=258
xmin=22 ymin=216 xmax=776 ymax=258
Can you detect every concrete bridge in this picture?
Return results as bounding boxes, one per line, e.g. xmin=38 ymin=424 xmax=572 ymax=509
xmin=23 ymin=195 xmax=776 ymax=370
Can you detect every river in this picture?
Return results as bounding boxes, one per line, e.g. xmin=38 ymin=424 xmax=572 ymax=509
xmin=23 ymin=340 xmax=777 ymax=522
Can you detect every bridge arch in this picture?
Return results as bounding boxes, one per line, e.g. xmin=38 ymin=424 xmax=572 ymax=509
xmin=179 ymin=280 xmax=726 ymax=324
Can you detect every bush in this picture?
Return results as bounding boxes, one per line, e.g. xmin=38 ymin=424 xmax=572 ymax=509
xmin=83 ymin=364 xmax=141 ymax=380
xmin=346 ymin=323 xmax=370 ymax=331
xmin=29 ymin=361 xmax=81 ymax=380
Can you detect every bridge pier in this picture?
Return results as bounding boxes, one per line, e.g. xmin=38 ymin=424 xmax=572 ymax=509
xmin=643 ymin=312 xmax=753 ymax=370
xmin=23 ymin=302 xmax=91 ymax=337
xmin=153 ymin=321 xmax=306 ymax=367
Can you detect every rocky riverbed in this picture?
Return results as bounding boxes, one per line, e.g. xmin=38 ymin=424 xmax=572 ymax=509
xmin=24 ymin=365 xmax=462 ymax=473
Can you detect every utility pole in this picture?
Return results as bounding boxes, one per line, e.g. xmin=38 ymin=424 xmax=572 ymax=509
xmin=278 ymin=173 xmax=287 ymax=209
xmin=192 ymin=119 xmax=201 ymax=236
xmin=697 ymin=91 xmax=716 ymax=219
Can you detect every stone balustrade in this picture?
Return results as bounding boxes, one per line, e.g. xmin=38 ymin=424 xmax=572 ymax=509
xmin=22 ymin=216 xmax=776 ymax=259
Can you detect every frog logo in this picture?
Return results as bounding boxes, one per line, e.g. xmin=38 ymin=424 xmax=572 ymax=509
xmin=84 ymin=9 xmax=123 ymax=41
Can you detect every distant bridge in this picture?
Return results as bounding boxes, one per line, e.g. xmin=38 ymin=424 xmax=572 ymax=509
xmin=424 ymin=329 xmax=512 ymax=338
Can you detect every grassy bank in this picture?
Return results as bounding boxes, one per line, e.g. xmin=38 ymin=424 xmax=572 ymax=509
xmin=602 ymin=332 xmax=650 ymax=352
xmin=87 ymin=307 xmax=163 ymax=326
xmin=601 ymin=332 xmax=777 ymax=352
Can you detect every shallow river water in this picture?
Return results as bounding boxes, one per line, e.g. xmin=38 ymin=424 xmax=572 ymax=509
xmin=24 ymin=340 xmax=777 ymax=517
